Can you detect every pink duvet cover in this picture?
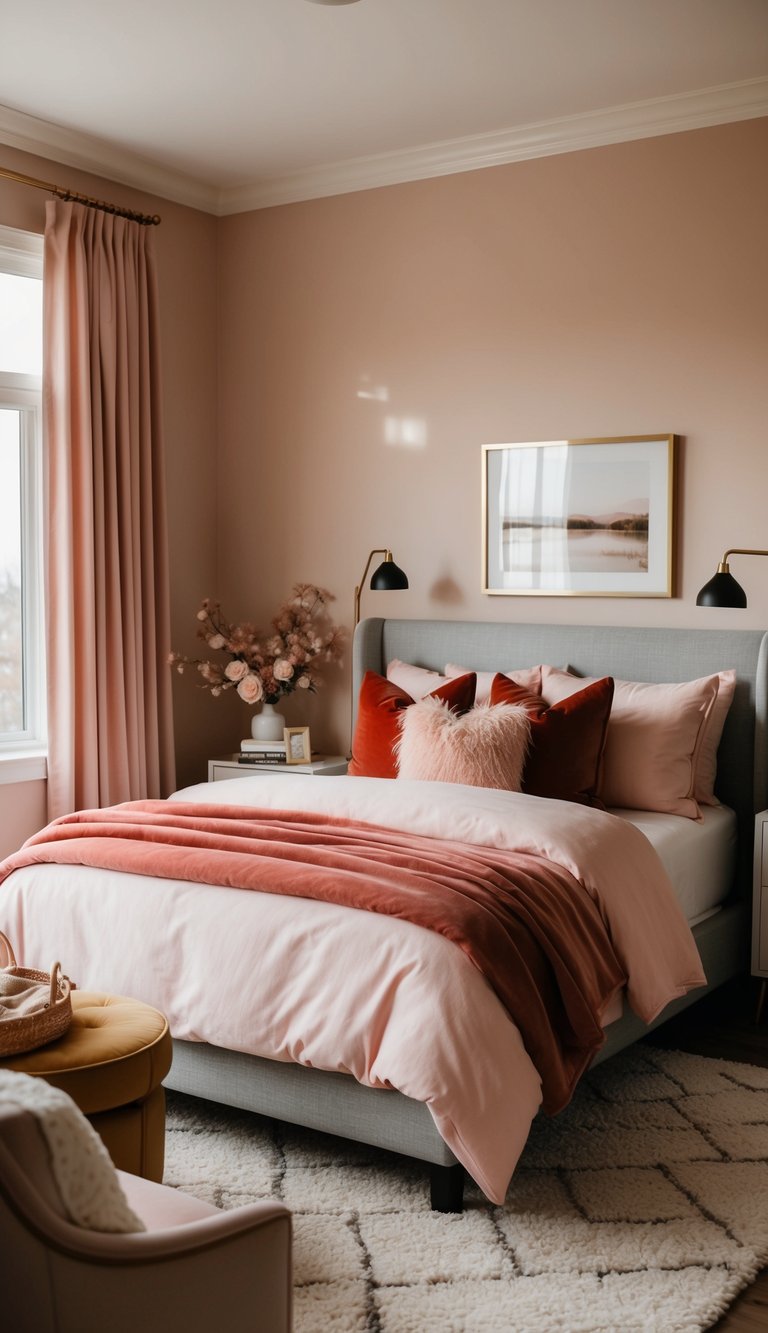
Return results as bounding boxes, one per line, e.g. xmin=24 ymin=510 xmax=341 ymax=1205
xmin=0 ymin=775 xmax=705 ymax=1202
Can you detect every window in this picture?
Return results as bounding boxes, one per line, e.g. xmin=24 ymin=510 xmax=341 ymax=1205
xmin=0 ymin=224 xmax=45 ymax=768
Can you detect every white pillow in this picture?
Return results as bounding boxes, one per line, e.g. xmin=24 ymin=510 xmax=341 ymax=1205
xmin=445 ymin=663 xmax=542 ymax=705
xmin=386 ymin=659 xmax=450 ymax=700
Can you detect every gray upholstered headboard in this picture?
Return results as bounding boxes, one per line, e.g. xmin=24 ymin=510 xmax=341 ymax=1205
xmin=353 ymin=618 xmax=768 ymax=889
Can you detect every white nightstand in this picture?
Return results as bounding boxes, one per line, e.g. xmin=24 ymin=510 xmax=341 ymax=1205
xmin=208 ymin=755 xmax=348 ymax=782
xmin=753 ymin=810 xmax=768 ymax=1022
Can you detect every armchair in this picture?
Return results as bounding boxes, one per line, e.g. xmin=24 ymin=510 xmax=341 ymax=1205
xmin=0 ymin=1098 xmax=292 ymax=1333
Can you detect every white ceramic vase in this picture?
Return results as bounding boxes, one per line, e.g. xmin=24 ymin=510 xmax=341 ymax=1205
xmin=250 ymin=701 xmax=285 ymax=742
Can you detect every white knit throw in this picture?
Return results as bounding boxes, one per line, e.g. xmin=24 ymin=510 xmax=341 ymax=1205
xmin=0 ymin=1070 xmax=145 ymax=1232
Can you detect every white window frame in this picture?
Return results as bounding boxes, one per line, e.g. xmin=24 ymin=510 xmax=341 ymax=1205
xmin=0 ymin=224 xmax=46 ymax=782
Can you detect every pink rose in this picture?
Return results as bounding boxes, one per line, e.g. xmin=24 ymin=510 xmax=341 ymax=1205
xmin=273 ymin=658 xmax=294 ymax=682
xmin=296 ymin=675 xmax=311 ymax=689
xmin=237 ymin=673 xmax=264 ymax=705
xmin=207 ymin=634 xmax=226 ymax=650
xmin=224 ymin=660 xmax=248 ymax=682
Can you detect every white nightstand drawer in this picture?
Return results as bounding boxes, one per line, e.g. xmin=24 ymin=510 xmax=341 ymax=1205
xmin=208 ymin=756 xmax=347 ymax=783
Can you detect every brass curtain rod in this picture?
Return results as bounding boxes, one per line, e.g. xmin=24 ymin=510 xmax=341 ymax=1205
xmin=0 ymin=164 xmax=161 ymax=226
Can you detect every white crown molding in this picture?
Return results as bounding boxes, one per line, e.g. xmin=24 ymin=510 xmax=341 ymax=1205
xmin=2 ymin=78 xmax=767 ymax=219
xmin=219 ymin=77 xmax=768 ymax=214
xmin=0 ymin=103 xmax=217 ymax=216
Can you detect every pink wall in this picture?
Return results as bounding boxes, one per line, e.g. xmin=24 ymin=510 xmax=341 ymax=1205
xmin=217 ymin=118 xmax=768 ymax=756
xmin=0 ymin=778 xmax=47 ymax=862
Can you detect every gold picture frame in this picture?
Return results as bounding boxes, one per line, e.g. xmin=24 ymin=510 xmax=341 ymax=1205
xmin=482 ymin=435 xmax=676 ymax=597
xmin=284 ymin=726 xmax=312 ymax=765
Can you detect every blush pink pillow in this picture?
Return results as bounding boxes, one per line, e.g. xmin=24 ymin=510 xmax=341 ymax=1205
xmin=541 ymin=665 xmax=720 ymax=819
xmin=387 ymin=659 xmax=450 ymax=700
xmin=395 ymin=696 xmax=531 ymax=791
xmin=694 ymin=669 xmax=736 ymax=805
xmin=445 ymin=663 xmax=542 ymax=706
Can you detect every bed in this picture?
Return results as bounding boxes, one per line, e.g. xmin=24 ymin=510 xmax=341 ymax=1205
xmin=1 ymin=618 xmax=765 ymax=1212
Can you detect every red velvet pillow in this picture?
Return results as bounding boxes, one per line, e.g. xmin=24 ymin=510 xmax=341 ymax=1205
xmin=489 ymin=672 xmax=614 ymax=807
xmin=349 ymin=671 xmax=476 ymax=778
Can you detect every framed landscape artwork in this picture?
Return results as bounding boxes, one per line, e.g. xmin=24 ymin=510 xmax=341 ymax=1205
xmin=482 ymin=435 xmax=676 ymax=597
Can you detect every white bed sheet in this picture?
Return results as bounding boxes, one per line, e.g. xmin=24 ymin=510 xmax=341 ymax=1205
xmin=615 ymin=804 xmax=737 ymax=924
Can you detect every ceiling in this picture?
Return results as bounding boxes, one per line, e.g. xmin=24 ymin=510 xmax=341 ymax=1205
xmin=1 ymin=0 xmax=766 ymax=215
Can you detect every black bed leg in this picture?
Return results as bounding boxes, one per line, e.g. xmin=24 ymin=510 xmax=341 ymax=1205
xmin=430 ymin=1162 xmax=465 ymax=1213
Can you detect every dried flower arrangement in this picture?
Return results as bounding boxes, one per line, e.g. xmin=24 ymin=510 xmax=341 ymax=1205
xmin=169 ymin=584 xmax=345 ymax=706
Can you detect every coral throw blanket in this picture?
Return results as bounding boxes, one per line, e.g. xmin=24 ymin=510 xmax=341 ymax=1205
xmin=0 ymin=800 xmax=627 ymax=1115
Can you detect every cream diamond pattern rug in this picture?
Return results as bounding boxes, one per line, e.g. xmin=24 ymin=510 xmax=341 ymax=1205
xmin=164 ymin=1047 xmax=768 ymax=1332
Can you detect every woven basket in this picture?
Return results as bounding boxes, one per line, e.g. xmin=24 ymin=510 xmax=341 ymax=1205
xmin=0 ymin=931 xmax=73 ymax=1057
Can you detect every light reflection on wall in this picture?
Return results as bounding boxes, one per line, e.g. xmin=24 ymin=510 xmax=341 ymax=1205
xmin=356 ymin=375 xmax=389 ymax=402
xmin=384 ymin=416 xmax=427 ymax=448
xmin=356 ymin=375 xmax=427 ymax=448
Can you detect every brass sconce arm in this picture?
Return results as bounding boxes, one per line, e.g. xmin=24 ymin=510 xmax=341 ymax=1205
xmin=354 ymin=549 xmax=389 ymax=627
xmin=717 ymin=548 xmax=768 ymax=572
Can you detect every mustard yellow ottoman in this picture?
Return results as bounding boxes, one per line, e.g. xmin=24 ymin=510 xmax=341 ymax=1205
xmin=0 ymin=992 xmax=172 ymax=1181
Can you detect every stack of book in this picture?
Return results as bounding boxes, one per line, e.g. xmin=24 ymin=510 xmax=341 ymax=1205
xmin=238 ymin=738 xmax=287 ymax=765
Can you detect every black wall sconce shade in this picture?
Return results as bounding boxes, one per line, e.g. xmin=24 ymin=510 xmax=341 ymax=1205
xmin=696 ymin=549 xmax=768 ymax=608
xmin=354 ymin=549 xmax=409 ymax=625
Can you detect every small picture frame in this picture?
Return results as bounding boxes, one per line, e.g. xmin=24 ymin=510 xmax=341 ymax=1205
xmin=284 ymin=726 xmax=312 ymax=765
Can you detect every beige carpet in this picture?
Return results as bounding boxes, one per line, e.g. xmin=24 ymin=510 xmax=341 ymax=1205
xmin=164 ymin=1047 xmax=768 ymax=1332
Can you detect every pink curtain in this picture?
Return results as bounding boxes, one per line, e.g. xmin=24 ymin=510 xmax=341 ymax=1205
xmin=43 ymin=199 xmax=176 ymax=818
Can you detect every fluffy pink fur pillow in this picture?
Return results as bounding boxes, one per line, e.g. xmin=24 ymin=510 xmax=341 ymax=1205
xmin=395 ymin=696 xmax=530 ymax=791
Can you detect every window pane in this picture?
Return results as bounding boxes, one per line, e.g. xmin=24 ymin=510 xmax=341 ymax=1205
xmin=0 ymin=409 xmax=23 ymax=733
xmin=0 ymin=272 xmax=43 ymax=375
